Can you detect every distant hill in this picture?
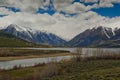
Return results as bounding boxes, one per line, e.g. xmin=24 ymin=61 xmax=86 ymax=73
xmin=0 ymin=31 xmax=48 ymax=47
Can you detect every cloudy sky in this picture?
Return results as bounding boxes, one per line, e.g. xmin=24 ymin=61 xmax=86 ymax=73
xmin=0 ymin=0 xmax=120 ymax=40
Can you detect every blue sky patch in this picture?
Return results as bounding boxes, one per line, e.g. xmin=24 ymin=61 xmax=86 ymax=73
xmin=0 ymin=15 xmax=7 ymax=17
xmin=92 ymin=3 xmax=120 ymax=18
xmin=0 ymin=1 xmax=120 ymax=18
xmin=1 ymin=6 xmax=21 ymax=12
xmin=37 ymin=8 xmax=56 ymax=15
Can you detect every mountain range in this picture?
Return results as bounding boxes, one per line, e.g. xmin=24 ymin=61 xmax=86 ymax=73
xmin=68 ymin=26 xmax=120 ymax=47
xmin=0 ymin=30 xmax=48 ymax=47
xmin=2 ymin=24 xmax=66 ymax=46
xmin=1 ymin=24 xmax=120 ymax=48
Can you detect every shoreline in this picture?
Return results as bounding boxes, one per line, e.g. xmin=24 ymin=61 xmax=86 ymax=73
xmin=0 ymin=52 xmax=71 ymax=61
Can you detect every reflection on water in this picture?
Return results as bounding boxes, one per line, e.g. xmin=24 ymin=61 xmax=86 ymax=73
xmin=71 ymin=48 xmax=120 ymax=58
xmin=19 ymin=48 xmax=76 ymax=53
xmin=20 ymin=48 xmax=120 ymax=53
xmin=0 ymin=56 xmax=71 ymax=70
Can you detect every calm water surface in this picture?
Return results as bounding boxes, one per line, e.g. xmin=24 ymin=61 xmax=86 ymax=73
xmin=0 ymin=55 xmax=71 ymax=70
xmin=0 ymin=48 xmax=120 ymax=69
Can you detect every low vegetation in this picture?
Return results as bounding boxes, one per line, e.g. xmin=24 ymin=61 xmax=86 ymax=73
xmin=0 ymin=48 xmax=120 ymax=80
xmin=72 ymin=48 xmax=120 ymax=61
xmin=1 ymin=59 xmax=120 ymax=80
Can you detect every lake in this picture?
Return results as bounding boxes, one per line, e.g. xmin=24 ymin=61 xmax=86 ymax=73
xmin=0 ymin=55 xmax=71 ymax=70
xmin=19 ymin=47 xmax=120 ymax=53
xmin=0 ymin=48 xmax=120 ymax=69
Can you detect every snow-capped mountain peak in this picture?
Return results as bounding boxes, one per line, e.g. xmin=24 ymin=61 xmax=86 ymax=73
xmin=68 ymin=26 xmax=119 ymax=47
xmin=103 ymin=27 xmax=110 ymax=39
xmin=7 ymin=24 xmax=28 ymax=32
xmin=2 ymin=24 xmax=66 ymax=46
xmin=92 ymin=26 xmax=116 ymax=39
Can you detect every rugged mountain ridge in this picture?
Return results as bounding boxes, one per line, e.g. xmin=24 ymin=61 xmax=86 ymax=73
xmin=68 ymin=26 xmax=120 ymax=47
xmin=2 ymin=24 xmax=66 ymax=46
xmin=0 ymin=30 xmax=46 ymax=47
xmin=1 ymin=24 xmax=120 ymax=48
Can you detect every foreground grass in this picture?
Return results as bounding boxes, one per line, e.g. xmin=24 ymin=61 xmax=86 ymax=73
xmin=1 ymin=60 xmax=120 ymax=80
xmin=50 ymin=60 xmax=120 ymax=80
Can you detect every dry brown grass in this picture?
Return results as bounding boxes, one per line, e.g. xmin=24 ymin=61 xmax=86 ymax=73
xmin=0 ymin=62 xmax=63 ymax=80
xmin=72 ymin=48 xmax=120 ymax=62
xmin=0 ymin=52 xmax=70 ymax=61
xmin=0 ymin=74 xmax=10 ymax=80
xmin=23 ymin=62 xmax=63 ymax=80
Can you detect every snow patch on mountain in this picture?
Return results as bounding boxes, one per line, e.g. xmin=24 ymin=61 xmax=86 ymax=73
xmin=2 ymin=24 xmax=66 ymax=46
xmin=112 ymin=29 xmax=115 ymax=36
xmin=103 ymin=27 xmax=110 ymax=39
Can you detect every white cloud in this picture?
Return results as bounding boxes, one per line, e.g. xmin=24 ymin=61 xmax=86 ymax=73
xmin=0 ymin=7 xmax=14 ymax=15
xmin=81 ymin=0 xmax=120 ymax=3
xmin=53 ymin=0 xmax=74 ymax=13
xmin=0 ymin=0 xmax=49 ymax=13
xmin=56 ymin=2 xmax=91 ymax=14
xmin=81 ymin=0 xmax=120 ymax=9
xmin=53 ymin=0 xmax=120 ymax=14
xmin=80 ymin=0 xmax=98 ymax=3
xmin=0 ymin=11 xmax=120 ymax=40
xmin=0 ymin=0 xmax=120 ymax=14
xmin=0 ymin=0 xmax=120 ymax=40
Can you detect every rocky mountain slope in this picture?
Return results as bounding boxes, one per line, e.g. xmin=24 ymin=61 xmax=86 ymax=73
xmin=0 ymin=30 xmax=47 ymax=47
xmin=2 ymin=24 xmax=66 ymax=46
xmin=68 ymin=26 xmax=120 ymax=47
